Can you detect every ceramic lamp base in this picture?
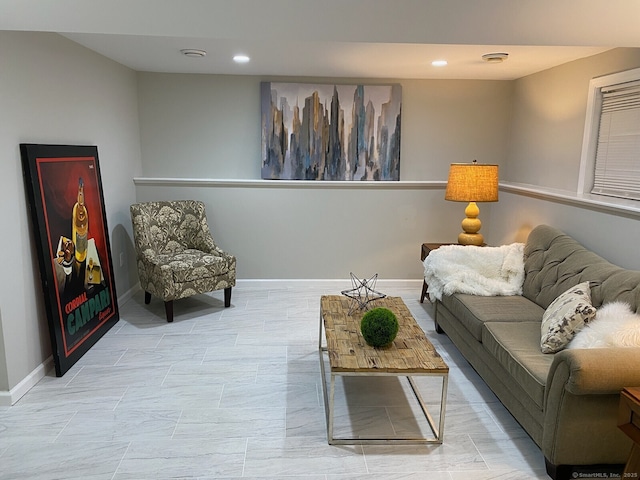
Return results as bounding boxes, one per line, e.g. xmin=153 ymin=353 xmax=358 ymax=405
xmin=458 ymin=201 xmax=484 ymax=246
xmin=458 ymin=232 xmax=484 ymax=246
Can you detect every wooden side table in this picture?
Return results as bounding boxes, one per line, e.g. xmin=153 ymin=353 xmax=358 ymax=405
xmin=619 ymin=387 xmax=640 ymax=476
xmin=420 ymin=243 xmax=452 ymax=303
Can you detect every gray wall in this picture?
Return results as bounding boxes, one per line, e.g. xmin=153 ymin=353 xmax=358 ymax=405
xmin=492 ymin=48 xmax=640 ymax=269
xmin=504 ymin=48 xmax=640 ymax=191
xmin=491 ymin=190 xmax=640 ymax=270
xmin=136 ymin=49 xmax=640 ymax=279
xmin=136 ymin=74 xmax=514 ymax=278
xmin=137 ymin=74 xmax=513 ymax=181
xmin=3 ymin=31 xmax=640 ymax=401
xmin=134 ymin=182 xmax=465 ymax=279
xmin=0 ymin=31 xmax=142 ymax=397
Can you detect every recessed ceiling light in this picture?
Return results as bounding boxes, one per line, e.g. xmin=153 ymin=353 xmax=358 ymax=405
xmin=431 ymin=60 xmax=448 ymax=67
xmin=482 ymin=52 xmax=509 ymax=63
xmin=180 ymin=49 xmax=207 ymax=58
xmin=233 ymin=54 xmax=250 ymax=63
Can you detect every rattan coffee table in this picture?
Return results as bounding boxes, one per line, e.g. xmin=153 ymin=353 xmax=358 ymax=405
xmin=319 ymin=295 xmax=449 ymax=445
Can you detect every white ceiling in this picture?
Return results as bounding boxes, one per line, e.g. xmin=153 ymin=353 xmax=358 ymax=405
xmin=2 ymin=0 xmax=640 ymax=80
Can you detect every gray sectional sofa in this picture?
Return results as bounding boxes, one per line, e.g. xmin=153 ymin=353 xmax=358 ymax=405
xmin=432 ymin=224 xmax=640 ymax=479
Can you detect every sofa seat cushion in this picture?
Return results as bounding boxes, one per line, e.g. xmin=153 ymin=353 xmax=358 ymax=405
xmin=441 ymin=294 xmax=545 ymax=341
xmin=157 ymin=249 xmax=234 ymax=283
xmin=482 ymin=321 xmax=555 ymax=409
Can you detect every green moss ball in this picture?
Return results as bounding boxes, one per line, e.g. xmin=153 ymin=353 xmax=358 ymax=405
xmin=360 ymin=307 xmax=399 ymax=347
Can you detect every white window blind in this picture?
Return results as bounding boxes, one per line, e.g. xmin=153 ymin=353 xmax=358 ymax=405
xmin=592 ymin=79 xmax=640 ymax=200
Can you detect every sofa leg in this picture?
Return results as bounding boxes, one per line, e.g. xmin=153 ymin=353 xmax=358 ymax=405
xmin=545 ymin=458 xmax=561 ymax=480
xmin=545 ymin=458 xmax=625 ymax=480
xmin=224 ymin=287 xmax=232 ymax=308
xmin=164 ymin=300 xmax=174 ymax=323
xmin=420 ymin=280 xmax=428 ymax=303
xmin=144 ymin=291 xmax=151 ymax=305
xmin=434 ymin=300 xmax=445 ymax=334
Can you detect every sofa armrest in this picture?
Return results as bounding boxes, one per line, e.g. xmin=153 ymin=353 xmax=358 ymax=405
xmin=542 ymin=347 xmax=639 ymax=466
xmin=547 ymin=347 xmax=640 ymax=397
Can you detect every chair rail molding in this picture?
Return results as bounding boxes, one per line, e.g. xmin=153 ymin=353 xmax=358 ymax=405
xmin=133 ymin=177 xmax=445 ymax=190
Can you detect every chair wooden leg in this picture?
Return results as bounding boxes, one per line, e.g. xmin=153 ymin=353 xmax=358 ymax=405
xmin=224 ymin=287 xmax=232 ymax=308
xmin=144 ymin=291 xmax=152 ymax=305
xmin=164 ymin=300 xmax=174 ymax=323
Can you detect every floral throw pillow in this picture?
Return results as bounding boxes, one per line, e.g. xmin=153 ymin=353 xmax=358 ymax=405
xmin=540 ymin=281 xmax=596 ymax=354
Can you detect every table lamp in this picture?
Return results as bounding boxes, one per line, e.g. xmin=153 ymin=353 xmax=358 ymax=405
xmin=445 ymin=160 xmax=499 ymax=246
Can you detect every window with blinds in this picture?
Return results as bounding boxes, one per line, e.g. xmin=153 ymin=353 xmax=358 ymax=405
xmin=592 ymin=80 xmax=640 ymax=200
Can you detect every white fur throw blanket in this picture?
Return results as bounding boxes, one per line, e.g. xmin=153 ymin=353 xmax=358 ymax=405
xmin=423 ymin=243 xmax=525 ymax=301
xmin=568 ymin=301 xmax=640 ymax=349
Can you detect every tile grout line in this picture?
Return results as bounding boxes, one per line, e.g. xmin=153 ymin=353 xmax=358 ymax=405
xmin=110 ymin=441 xmax=132 ymax=480
xmin=241 ymin=437 xmax=249 ymax=478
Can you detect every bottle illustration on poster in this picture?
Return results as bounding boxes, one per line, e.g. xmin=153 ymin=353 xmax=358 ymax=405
xmin=53 ymin=175 xmax=110 ymax=337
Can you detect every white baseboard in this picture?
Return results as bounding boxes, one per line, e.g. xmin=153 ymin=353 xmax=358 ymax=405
xmin=0 ymin=356 xmax=53 ymax=406
xmin=118 ymin=279 xmax=422 ymax=296
xmin=0 ymin=285 xmax=141 ymax=407
xmin=118 ymin=282 xmax=141 ymax=306
xmin=236 ymin=278 xmax=422 ymax=288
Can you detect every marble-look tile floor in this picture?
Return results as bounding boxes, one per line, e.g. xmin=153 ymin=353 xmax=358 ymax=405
xmin=0 ymin=281 xmax=550 ymax=479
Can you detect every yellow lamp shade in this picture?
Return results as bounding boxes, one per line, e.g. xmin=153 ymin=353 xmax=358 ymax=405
xmin=445 ymin=162 xmax=499 ymax=202
xmin=445 ymin=161 xmax=499 ymax=245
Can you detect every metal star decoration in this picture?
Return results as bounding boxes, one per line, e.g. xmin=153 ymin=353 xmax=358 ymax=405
xmin=341 ymin=272 xmax=387 ymax=315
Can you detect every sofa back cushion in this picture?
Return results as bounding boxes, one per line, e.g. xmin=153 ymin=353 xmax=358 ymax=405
xmin=522 ymin=225 xmax=640 ymax=312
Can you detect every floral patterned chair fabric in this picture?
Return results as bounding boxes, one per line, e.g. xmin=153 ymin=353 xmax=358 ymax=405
xmin=130 ymin=200 xmax=236 ymax=322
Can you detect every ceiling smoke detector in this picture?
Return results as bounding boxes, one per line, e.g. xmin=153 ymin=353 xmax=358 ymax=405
xmin=482 ymin=52 xmax=509 ymax=63
xmin=180 ymin=49 xmax=207 ymax=58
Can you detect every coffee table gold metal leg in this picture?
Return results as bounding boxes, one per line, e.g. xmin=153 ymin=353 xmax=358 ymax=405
xmin=320 ymin=371 xmax=447 ymax=445
xmin=319 ymin=311 xmax=330 ymax=443
xmin=318 ymin=309 xmax=324 ymax=350
xmin=328 ymin=373 xmax=336 ymax=444
xmin=407 ymin=375 xmax=447 ymax=443
xmin=439 ymin=375 xmax=448 ymax=441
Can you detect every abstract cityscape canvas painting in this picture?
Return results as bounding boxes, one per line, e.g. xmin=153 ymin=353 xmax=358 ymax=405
xmin=261 ymin=82 xmax=402 ymax=181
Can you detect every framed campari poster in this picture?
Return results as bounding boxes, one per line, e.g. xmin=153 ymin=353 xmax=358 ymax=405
xmin=21 ymin=144 xmax=119 ymax=376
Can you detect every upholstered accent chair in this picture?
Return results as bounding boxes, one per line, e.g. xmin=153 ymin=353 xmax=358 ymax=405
xmin=130 ymin=200 xmax=236 ymax=322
